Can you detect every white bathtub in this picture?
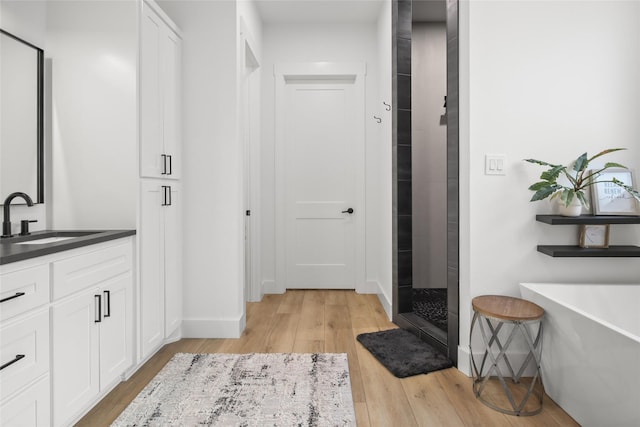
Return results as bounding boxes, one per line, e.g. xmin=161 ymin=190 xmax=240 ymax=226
xmin=519 ymin=282 xmax=640 ymax=427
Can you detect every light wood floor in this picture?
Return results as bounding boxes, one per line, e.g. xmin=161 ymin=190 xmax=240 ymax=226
xmin=77 ymin=290 xmax=579 ymax=426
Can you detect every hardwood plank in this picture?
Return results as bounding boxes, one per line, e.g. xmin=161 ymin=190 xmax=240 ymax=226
xmin=75 ymin=291 xmax=578 ymax=427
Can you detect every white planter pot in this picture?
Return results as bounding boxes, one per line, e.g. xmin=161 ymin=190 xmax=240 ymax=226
xmin=557 ymin=198 xmax=583 ymax=217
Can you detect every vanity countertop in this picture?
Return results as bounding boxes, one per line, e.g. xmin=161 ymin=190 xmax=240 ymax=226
xmin=0 ymin=229 xmax=136 ymax=265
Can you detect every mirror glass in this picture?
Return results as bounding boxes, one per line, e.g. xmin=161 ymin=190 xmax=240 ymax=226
xmin=0 ymin=28 xmax=44 ymax=204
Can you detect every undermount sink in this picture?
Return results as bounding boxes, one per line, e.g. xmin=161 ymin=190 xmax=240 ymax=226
xmin=8 ymin=231 xmax=101 ymax=245
xmin=15 ymin=236 xmax=76 ymax=245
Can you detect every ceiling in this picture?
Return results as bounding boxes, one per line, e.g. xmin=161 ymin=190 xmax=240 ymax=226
xmin=255 ymin=0 xmax=384 ymax=24
xmin=254 ymin=0 xmax=446 ymax=25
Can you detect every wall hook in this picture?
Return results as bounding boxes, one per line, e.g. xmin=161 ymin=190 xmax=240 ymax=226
xmin=373 ymin=116 xmax=382 ymax=123
xmin=383 ymin=102 xmax=391 ymax=111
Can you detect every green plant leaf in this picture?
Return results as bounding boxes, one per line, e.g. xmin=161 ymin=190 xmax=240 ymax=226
xmin=573 ymin=152 xmax=588 ymax=172
xmin=540 ymin=165 xmax=565 ymax=182
xmin=530 ymin=185 xmax=561 ymax=201
xmin=528 ymin=181 xmax=553 ymax=191
xmin=560 ymin=189 xmax=575 ymax=207
xmin=587 ymin=148 xmax=626 ymax=163
xmin=576 ymin=191 xmax=590 ymax=209
xmin=603 ymin=162 xmax=628 ymax=169
xmin=612 ymin=178 xmax=640 ymax=201
xmin=523 ymin=159 xmax=561 ymax=168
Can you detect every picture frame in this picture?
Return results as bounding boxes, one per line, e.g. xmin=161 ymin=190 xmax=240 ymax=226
xmin=590 ymin=168 xmax=640 ymax=215
xmin=579 ymin=224 xmax=610 ymax=248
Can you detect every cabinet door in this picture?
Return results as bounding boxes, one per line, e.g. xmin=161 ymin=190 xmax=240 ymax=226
xmin=51 ymin=289 xmax=100 ymax=427
xmin=140 ymin=4 xmax=163 ymax=178
xmin=162 ymin=27 xmax=181 ymax=179
xmin=99 ymin=274 xmax=133 ymax=390
xmin=164 ymin=184 xmax=182 ymax=337
xmin=0 ymin=375 xmax=50 ymax=427
xmin=139 ymin=181 xmax=165 ymax=359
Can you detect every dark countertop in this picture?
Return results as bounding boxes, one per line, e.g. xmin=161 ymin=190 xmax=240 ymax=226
xmin=0 ymin=230 xmax=136 ymax=265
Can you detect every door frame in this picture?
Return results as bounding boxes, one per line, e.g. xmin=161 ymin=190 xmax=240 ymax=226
xmin=274 ymin=62 xmax=367 ymax=293
xmin=240 ymin=19 xmax=262 ymax=303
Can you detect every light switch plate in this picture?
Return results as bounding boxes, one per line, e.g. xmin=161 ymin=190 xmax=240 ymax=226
xmin=485 ymin=154 xmax=507 ymax=175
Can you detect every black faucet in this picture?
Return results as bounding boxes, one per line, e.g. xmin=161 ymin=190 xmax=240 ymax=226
xmin=2 ymin=192 xmax=34 ymax=238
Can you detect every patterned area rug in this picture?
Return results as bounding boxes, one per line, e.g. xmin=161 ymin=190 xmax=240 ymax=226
xmin=112 ymin=353 xmax=356 ymax=426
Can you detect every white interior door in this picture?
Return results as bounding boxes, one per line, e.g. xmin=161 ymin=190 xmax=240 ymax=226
xmin=282 ymin=78 xmax=362 ymax=289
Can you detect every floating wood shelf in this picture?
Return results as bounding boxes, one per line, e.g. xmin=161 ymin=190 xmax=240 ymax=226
xmin=536 ymin=215 xmax=640 ymax=225
xmin=536 ymin=215 xmax=640 ymax=257
xmin=537 ymin=245 xmax=640 ymax=258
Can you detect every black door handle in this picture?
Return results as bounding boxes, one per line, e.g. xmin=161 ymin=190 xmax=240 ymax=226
xmin=0 ymin=354 xmax=25 ymax=371
xmin=342 ymin=208 xmax=354 ymax=214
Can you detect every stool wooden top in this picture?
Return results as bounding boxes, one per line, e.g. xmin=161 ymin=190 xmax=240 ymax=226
xmin=472 ymin=295 xmax=544 ymax=321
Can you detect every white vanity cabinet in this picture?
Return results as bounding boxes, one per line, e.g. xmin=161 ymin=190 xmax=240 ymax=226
xmin=51 ymin=239 xmax=133 ymax=427
xmin=139 ymin=180 xmax=182 ymax=361
xmin=0 ymin=263 xmax=51 ymax=427
xmin=140 ymin=0 xmax=182 ymax=180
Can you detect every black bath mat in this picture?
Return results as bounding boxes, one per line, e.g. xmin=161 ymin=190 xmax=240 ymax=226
xmin=356 ymin=328 xmax=453 ymax=378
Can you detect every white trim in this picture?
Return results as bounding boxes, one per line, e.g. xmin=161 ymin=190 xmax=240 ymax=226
xmin=182 ymin=314 xmax=246 ymax=339
xmin=143 ymin=0 xmax=182 ymax=38
xmin=261 ymin=279 xmax=281 ymax=295
xmin=274 ymin=61 xmax=367 ymax=293
xmin=376 ymin=289 xmax=392 ymax=321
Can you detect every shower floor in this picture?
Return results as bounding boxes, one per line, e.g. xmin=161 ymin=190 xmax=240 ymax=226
xmin=412 ymin=288 xmax=448 ymax=332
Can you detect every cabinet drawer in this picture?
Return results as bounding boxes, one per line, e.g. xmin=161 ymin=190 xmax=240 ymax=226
xmin=0 ymin=374 xmax=50 ymax=427
xmin=0 ymin=309 xmax=49 ymax=401
xmin=52 ymin=241 xmax=132 ymax=300
xmin=0 ymin=264 xmax=49 ymax=322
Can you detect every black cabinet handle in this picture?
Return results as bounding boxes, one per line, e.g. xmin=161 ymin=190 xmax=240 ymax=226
xmin=161 ymin=186 xmax=172 ymax=206
xmin=94 ymin=294 xmax=102 ymax=323
xmin=0 ymin=292 xmax=26 ymax=303
xmin=0 ymin=354 xmax=25 ymax=371
xmin=168 ymin=155 xmax=172 ymax=175
xmin=104 ymin=290 xmax=111 ymax=318
xmin=161 ymin=154 xmax=167 ymax=175
xmin=342 ymin=208 xmax=354 ymax=214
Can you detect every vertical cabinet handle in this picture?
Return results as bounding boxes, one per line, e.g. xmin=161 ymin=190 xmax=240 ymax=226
xmin=161 ymin=186 xmax=172 ymax=206
xmin=168 ymin=155 xmax=172 ymax=175
xmin=0 ymin=292 xmax=26 ymax=303
xmin=94 ymin=294 xmax=102 ymax=323
xmin=0 ymin=354 xmax=26 ymax=371
xmin=161 ymin=154 xmax=167 ymax=175
xmin=103 ymin=290 xmax=111 ymax=318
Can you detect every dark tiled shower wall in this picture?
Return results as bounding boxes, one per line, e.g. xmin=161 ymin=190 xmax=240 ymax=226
xmin=392 ymin=0 xmax=413 ymax=316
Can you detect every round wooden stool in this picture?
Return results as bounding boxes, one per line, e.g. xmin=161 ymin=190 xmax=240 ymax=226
xmin=470 ymin=295 xmax=545 ymax=416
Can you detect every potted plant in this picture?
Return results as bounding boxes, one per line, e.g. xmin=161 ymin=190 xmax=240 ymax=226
xmin=524 ymin=148 xmax=640 ymax=216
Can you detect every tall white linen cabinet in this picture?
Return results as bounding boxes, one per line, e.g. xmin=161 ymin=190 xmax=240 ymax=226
xmin=138 ymin=0 xmax=183 ymax=363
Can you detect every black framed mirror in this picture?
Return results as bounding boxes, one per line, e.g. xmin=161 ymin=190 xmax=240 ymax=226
xmin=0 ymin=28 xmax=44 ymax=204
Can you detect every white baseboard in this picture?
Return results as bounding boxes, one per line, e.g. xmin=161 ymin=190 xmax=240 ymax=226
xmin=369 ymin=281 xmax=392 ymax=320
xmin=262 ymin=279 xmax=283 ymax=294
xmin=458 ymin=345 xmax=539 ymax=378
xmin=182 ymin=313 xmax=246 ymax=338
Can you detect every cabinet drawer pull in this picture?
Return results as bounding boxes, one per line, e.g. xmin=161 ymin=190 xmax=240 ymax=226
xmin=0 ymin=292 xmax=26 ymax=303
xmin=0 ymin=354 xmax=25 ymax=371
xmin=95 ymin=294 xmax=102 ymax=323
xmin=168 ymin=155 xmax=172 ymax=175
xmin=161 ymin=154 xmax=168 ymax=175
xmin=104 ymin=290 xmax=111 ymax=318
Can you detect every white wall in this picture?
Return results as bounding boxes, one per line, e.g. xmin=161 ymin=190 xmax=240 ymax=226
xmin=47 ymin=0 xmax=137 ymax=229
xmin=458 ymin=0 xmax=640 ymax=372
xmin=412 ymin=22 xmax=447 ymax=290
xmin=0 ymin=0 xmax=47 ymax=232
xmin=376 ymin=0 xmax=393 ymax=317
xmin=159 ymin=0 xmax=246 ymax=338
xmin=260 ymin=20 xmax=385 ymax=294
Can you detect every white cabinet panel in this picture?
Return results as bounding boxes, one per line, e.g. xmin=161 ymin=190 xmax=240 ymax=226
xmin=0 ymin=309 xmax=49 ymax=401
xmin=139 ymin=180 xmax=181 ymax=360
xmin=99 ymin=274 xmax=133 ymax=389
xmin=0 ymin=375 xmax=50 ymax=427
xmin=0 ymin=263 xmax=49 ymax=322
xmin=52 ymin=241 xmax=133 ymax=300
xmin=140 ymin=1 xmax=181 ymax=179
xmin=51 ymin=288 xmax=100 ymax=427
